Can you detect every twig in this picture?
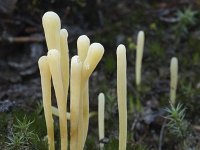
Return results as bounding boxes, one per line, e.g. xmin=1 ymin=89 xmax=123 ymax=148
xmin=193 ymin=125 xmax=200 ymax=132
xmin=0 ymin=35 xmax=44 ymax=43
xmin=159 ymin=119 xmax=167 ymax=150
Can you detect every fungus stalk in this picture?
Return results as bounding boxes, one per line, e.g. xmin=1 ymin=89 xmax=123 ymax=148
xmin=117 ymin=44 xmax=127 ymax=150
xmin=70 ymin=56 xmax=82 ymax=150
xmin=77 ymin=35 xmax=90 ymax=147
xmin=136 ymin=31 xmax=145 ymax=89
xmin=170 ymin=57 xmax=178 ymax=105
xmin=77 ymin=43 xmax=104 ymax=149
xmin=47 ymin=49 xmax=67 ymax=150
xmin=98 ymin=93 xmax=105 ymax=150
xmin=38 ymin=56 xmax=55 ymax=150
xmin=60 ymin=29 xmax=69 ymax=102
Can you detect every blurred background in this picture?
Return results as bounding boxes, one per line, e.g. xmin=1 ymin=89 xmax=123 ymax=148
xmin=0 ymin=0 xmax=200 ymax=149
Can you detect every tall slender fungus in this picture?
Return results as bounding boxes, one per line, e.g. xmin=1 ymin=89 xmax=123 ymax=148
xmin=136 ymin=31 xmax=145 ymax=88
xmin=77 ymin=43 xmax=104 ymax=150
xmin=77 ymin=35 xmax=90 ymax=147
xmin=60 ymin=29 xmax=69 ymax=102
xmin=117 ymin=44 xmax=127 ymax=150
xmin=70 ymin=56 xmax=82 ymax=150
xmin=38 ymin=56 xmax=55 ymax=150
xmin=98 ymin=93 xmax=105 ymax=150
xmin=170 ymin=57 xmax=178 ymax=105
xmin=47 ymin=49 xmax=67 ymax=150
xmin=42 ymin=11 xmax=61 ymax=51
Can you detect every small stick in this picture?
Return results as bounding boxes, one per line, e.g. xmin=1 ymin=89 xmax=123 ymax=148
xmin=51 ymin=106 xmax=70 ymax=120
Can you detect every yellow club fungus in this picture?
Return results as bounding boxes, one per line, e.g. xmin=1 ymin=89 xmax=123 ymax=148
xmin=136 ymin=31 xmax=145 ymax=88
xmin=38 ymin=56 xmax=55 ymax=150
xmin=170 ymin=57 xmax=178 ymax=105
xmin=47 ymin=49 xmax=67 ymax=150
xmin=98 ymin=93 xmax=105 ymax=150
xmin=117 ymin=44 xmax=127 ymax=150
xmin=70 ymin=56 xmax=82 ymax=150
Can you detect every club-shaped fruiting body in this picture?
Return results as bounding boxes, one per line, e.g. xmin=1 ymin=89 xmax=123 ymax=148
xmin=42 ymin=11 xmax=61 ymax=51
xmin=117 ymin=44 xmax=127 ymax=150
xmin=136 ymin=31 xmax=145 ymax=88
xmin=70 ymin=56 xmax=82 ymax=150
xmin=77 ymin=35 xmax=90 ymax=148
xmin=38 ymin=56 xmax=55 ymax=150
xmin=98 ymin=93 xmax=105 ymax=150
xmin=77 ymin=35 xmax=90 ymax=62
xmin=47 ymin=49 xmax=67 ymax=150
xmin=60 ymin=29 xmax=69 ymax=102
xmin=81 ymin=43 xmax=104 ymax=148
xmin=83 ymin=43 xmax=104 ymax=80
xmin=170 ymin=57 xmax=178 ymax=105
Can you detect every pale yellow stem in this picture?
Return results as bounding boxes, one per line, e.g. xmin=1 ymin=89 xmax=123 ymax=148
xmin=117 ymin=44 xmax=127 ymax=150
xmin=81 ymin=43 xmax=104 ymax=148
xmin=70 ymin=56 xmax=82 ymax=150
xmin=136 ymin=31 xmax=145 ymax=87
xmin=98 ymin=93 xmax=105 ymax=150
xmin=47 ymin=49 xmax=67 ymax=150
xmin=60 ymin=29 xmax=69 ymax=101
xmin=77 ymin=35 xmax=90 ymax=149
xmin=51 ymin=106 xmax=96 ymax=119
xmin=51 ymin=106 xmax=70 ymax=120
xmin=38 ymin=56 xmax=55 ymax=150
xmin=170 ymin=57 xmax=178 ymax=105
xmin=42 ymin=11 xmax=61 ymax=51
xmin=77 ymin=81 xmax=85 ymax=150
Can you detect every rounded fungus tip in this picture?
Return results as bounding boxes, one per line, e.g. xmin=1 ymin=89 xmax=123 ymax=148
xmin=71 ymin=55 xmax=81 ymax=64
xmin=60 ymin=29 xmax=68 ymax=38
xmin=117 ymin=44 xmax=126 ymax=54
xmin=47 ymin=49 xmax=60 ymax=58
xmin=38 ymin=56 xmax=47 ymax=64
xmin=42 ymin=11 xmax=61 ymax=29
xmin=77 ymin=35 xmax=90 ymax=45
xmin=171 ymin=57 xmax=178 ymax=64
xmin=138 ymin=30 xmax=144 ymax=37
xmin=89 ymin=43 xmax=104 ymax=54
xmin=98 ymin=93 xmax=104 ymax=99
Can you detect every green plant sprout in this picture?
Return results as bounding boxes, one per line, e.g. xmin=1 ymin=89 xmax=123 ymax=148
xmin=164 ymin=103 xmax=199 ymax=150
xmin=5 ymin=116 xmax=40 ymax=150
xmin=165 ymin=103 xmax=189 ymax=138
xmin=174 ymin=7 xmax=198 ymax=38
